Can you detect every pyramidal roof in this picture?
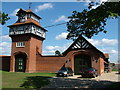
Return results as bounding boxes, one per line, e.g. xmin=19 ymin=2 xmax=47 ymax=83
xmin=26 ymin=9 xmax=33 ymax=12
xmin=7 ymin=8 xmax=47 ymax=31
xmin=8 ymin=18 xmax=40 ymax=27
xmin=62 ymin=35 xmax=104 ymax=56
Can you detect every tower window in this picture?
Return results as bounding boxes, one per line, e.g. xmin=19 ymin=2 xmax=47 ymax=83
xmin=16 ymin=42 xmax=25 ymax=47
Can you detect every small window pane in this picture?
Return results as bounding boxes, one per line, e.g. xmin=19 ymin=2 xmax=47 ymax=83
xmin=16 ymin=42 xmax=25 ymax=47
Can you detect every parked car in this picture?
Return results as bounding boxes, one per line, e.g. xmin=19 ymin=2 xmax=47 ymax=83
xmin=104 ymin=67 xmax=111 ymax=73
xmin=56 ymin=67 xmax=73 ymax=77
xmin=80 ymin=67 xmax=98 ymax=78
xmin=118 ymin=68 xmax=120 ymax=74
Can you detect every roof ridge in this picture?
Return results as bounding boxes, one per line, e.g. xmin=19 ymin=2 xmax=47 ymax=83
xmin=26 ymin=9 xmax=33 ymax=12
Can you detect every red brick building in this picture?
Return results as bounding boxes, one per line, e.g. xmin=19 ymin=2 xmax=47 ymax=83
xmin=1 ymin=8 xmax=109 ymax=75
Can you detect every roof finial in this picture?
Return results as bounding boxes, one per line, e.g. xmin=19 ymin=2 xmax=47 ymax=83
xmin=29 ymin=2 xmax=32 ymax=9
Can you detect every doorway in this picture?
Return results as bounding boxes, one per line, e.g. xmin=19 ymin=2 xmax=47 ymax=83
xmin=74 ymin=54 xmax=91 ymax=74
xmin=15 ymin=54 xmax=26 ymax=72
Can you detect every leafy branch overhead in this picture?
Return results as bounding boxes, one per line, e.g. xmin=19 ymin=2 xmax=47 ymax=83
xmin=0 ymin=12 xmax=10 ymax=25
xmin=67 ymin=2 xmax=120 ymax=40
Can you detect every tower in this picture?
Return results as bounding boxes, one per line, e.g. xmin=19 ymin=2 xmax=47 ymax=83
xmin=8 ymin=8 xmax=47 ymax=72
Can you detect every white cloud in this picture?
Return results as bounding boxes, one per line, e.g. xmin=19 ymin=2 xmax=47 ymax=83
xmin=0 ymin=35 xmax=12 ymax=55
xmin=90 ymin=5 xmax=100 ymax=9
xmin=35 ymin=3 xmax=53 ymax=12
xmin=100 ymin=0 xmax=108 ymax=3
xmin=101 ymin=48 xmax=118 ymax=63
xmin=54 ymin=15 xmax=69 ymax=23
xmin=85 ymin=38 xmax=118 ymax=63
xmin=10 ymin=8 xmax=19 ymax=16
xmin=87 ymin=38 xmax=118 ymax=46
xmin=43 ymin=42 xmax=72 ymax=55
xmin=0 ymin=35 xmax=11 ymax=42
xmin=101 ymin=48 xmax=118 ymax=54
xmin=0 ymin=42 xmax=11 ymax=55
xmin=102 ymin=38 xmax=118 ymax=45
xmin=84 ymin=0 xmax=108 ymax=9
xmin=55 ymin=32 xmax=68 ymax=40
xmin=43 ymin=50 xmax=56 ymax=54
xmin=0 ymin=42 xmax=10 ymax=46
xmin=46 ymin=46 xmax=61 ymax=50
xmin=84 ymin=0 xmax=91 ymax=6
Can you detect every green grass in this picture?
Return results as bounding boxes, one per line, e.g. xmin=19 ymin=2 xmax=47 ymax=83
xmin=112 ymin=69 xmax=118 ymax=71
xmin=2 ymin=70 xmax=56 ymax=88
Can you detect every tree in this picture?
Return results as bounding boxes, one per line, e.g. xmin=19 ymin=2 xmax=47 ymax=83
xmin=55 ymin=50 xmax=62 ymax=56
xmin=67 ymin=2 xmax=120 ymax=40
xmin=0 ymin=12 xmax=10 ymax=25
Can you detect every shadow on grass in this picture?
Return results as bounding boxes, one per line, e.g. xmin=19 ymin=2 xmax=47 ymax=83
xmin=20 ymin=76 xmax=51 ymax=88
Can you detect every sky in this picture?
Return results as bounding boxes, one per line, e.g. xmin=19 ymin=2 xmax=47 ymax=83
xmin=0 ymin=1 xmax=118 ymax=64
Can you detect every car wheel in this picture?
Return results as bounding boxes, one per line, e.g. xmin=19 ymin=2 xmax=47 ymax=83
xmin=72 ymin=73 xmax=74 ymax=76
xmin=96 ymin=73 xmax=98 ymax=77
xmin=65 ymin=74 xmax=68 ymax=77
xmin=82 ymin=75 xmax=85 ymax=78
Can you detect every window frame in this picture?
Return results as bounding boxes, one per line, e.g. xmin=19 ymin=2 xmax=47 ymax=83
xmin=16 ymin=42 xmax=25 ymax=47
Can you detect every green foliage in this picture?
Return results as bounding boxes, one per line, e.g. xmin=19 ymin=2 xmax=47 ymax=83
xmin=0 ymin=12 xmax=10 ymax=25
xmin=67 ymin=2 xmax=120 ymax=40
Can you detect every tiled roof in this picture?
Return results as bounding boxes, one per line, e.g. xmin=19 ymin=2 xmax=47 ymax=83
xmin=8 ymin=18 xmax=42 ymax=28
xmin=0 ymin=55 xmax=10 ymax=57
xmin=26 ymin=9 xmax=33 ymax=12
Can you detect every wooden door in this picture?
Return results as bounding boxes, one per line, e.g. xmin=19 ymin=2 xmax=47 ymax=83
xmin=15 ymin=55 xmax=26 ymax=72
xmin=74 ymin=54 xmax=91 ymax=74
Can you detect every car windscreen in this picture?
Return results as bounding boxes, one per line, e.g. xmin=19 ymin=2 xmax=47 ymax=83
xmin=84 ymin=68 xmax=95 ymax=71
xmin=60 ymin=67 xmax=67 ymax=71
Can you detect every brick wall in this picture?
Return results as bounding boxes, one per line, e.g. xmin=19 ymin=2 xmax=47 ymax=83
xmin=10 ymin=34 xmax=31 ymax=72
xmin=36 ymin=54 xmax=65 ymax=72
xmin=0 ymin=56 xmax=10 ymax=71
xmin=99 ymin=57 xmax=105 ymax=74
xmin=64 ymin=49 xmax=105 ymax=75
xmin=36 ymin=49 xmax=105 ymax=75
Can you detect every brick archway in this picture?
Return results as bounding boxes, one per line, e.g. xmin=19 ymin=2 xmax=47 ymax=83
xmin=74 ymin=54 xmax=91 ymax=75
xmin=14 ymin=52 xmax=27 ymax=72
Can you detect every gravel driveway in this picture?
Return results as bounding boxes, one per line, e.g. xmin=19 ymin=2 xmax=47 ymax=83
xmin=43 ymin=71 xmax=119 ymax=88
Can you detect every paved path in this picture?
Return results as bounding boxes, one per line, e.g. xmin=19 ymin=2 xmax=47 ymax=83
xmin=43 ymin=71 xmax=119 ymax=88
xmin=68 ymin=71 xmax=119 ymax=82
xmin=92 ymin=71 xmax=119 ymax=82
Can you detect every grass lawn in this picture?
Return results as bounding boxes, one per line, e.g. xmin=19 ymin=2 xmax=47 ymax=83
xmin=112 ymin=69 xmax=118 ymax=71
xmin=2 ymin=70 xmax=56 ymax=88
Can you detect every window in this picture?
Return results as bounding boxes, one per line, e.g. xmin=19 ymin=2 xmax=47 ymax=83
xmin=16 ymin=42 xmax=25 ymax=47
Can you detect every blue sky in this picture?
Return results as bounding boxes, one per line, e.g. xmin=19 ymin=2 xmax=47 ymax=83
xmin=1 ymin=1 xmax=118 ymax=63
